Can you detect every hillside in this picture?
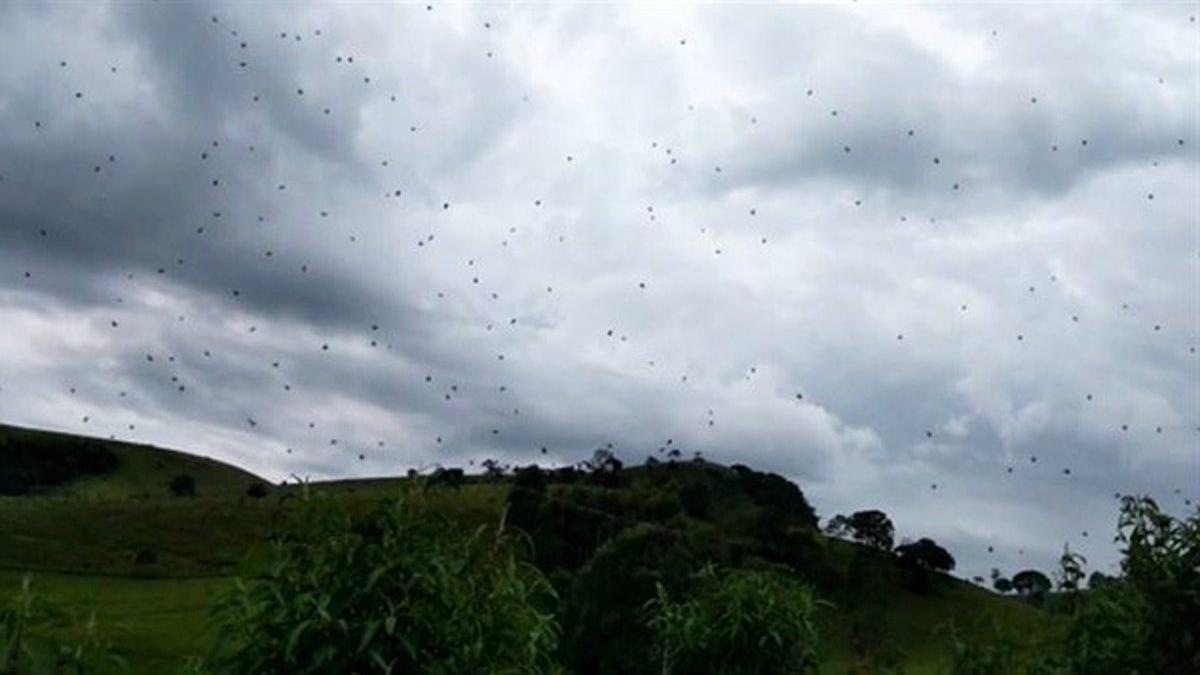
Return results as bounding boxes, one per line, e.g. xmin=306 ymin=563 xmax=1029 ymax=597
xmin=0 ymin=424 xmax=266 ymax=499
xmin=0 ymin=425 xmax=1044 ymax=673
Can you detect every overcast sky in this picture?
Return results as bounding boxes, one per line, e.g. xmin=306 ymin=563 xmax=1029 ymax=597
xmin=0 ymin=1 xmax=1196 ymax=582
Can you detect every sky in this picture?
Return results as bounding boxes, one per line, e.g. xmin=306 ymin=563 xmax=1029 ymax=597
xmin=0 ymin=0 xmax=1196 ymax=583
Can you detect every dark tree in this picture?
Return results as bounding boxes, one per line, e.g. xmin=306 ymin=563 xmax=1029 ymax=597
xmin=426 ymin=467 xmax=463 ymax=490
xmin=730 ymin=465 xmax=818 ymax=529
xmin=481 ymin=458 xmax=507 ymax=478
xmin=993 ymin=577 xmax=1013 ymax=594
xmin=825 ymin=510 xmax=894 ymax=551
xmin=894 ymin=538 xmax=955 ymax=573
xmin=1011 ymin=569 xmax=1052 ymax=601
xmin=245 ymin=481 xmax=269 ymax=499
xmin=586 ymin=449 xmax=624 ymax=488
xmin=168 ymin=473 xmax=196 ymax=497
xmin=1087 ymin=570 xmax=1116 ymax=590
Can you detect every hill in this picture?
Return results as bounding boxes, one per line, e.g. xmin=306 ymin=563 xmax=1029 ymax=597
xmin=0 ymin=424 xmax=267 ymax=500
xmin=0 ymin=425 xmax=1043 ymax=673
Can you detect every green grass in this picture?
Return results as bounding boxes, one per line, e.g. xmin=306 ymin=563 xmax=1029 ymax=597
xmin=0 ymin=569 xmax=232 ymax=674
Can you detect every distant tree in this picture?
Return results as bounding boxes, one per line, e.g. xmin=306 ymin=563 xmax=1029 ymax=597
xmin=894 ymin=538 xmax=955 ymax=573
xmin=1087 ymin=570 xmax=1115 ymax=589
xmin=992 ymin=577 xmax=1013 ymax=594
xmin=245 ymin=482 xmax=268 ymax=499
xmin=168 ymin=474 xmax=196 ymax=497
xmin=825 ymin=510 xmax=894 ymax=551
xmin=586 ymin=449 xmax=623 ymax=487
xmin=425 ymin=467 xmax=463 ymax=490
xmin=481 ymin=457 xmax=507 ymax=478
xmin=1010 ymin=569 xmax=1051 ymax=602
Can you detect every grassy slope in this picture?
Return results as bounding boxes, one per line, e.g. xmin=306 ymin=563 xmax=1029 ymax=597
xmin=0 ymin=424 xmax=266 ymax=500
xmin=1 ymin=425 xmax=1041 ymax=674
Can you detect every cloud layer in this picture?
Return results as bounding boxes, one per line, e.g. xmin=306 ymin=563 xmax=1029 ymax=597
xmin=0 ymin=1 xmax=1196 ymax=581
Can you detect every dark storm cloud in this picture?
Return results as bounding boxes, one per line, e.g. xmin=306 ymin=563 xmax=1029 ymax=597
xmin=0 ymin=1 xmax=1196 ymax=582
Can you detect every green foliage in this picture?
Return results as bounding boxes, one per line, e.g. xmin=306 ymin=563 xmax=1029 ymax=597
xmin=647 ymin=565 xmax=822 ymax=675
xmin=1010 ymin=570 xmax=1051 ymax=603
xmin=729 ymin=465 xmax=818 ymax=529
xmin=1072 ymin=495 xmax=1199 ymax=673
xmin=212 ymin=489 xmax=561 ymax=674
xmin=896 ymin=538 xmax=955 ymax=594
xmin=940 ymin=619 xmax=1055 ymax=675
xmin=562 ymin=523 xmax=725 ymax=675
xmin=677 ymin=480 xmax=711 ymax=519
xmin=1 ymin=574 xmax=124 ymax=674
xmin=826 ymin=510 xmax=895 ymax=552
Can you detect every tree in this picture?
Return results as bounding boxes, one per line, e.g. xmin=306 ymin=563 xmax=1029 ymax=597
xmin=894 ymin=538 xmax=955 ymax=572
xmin=894 ymin=538 xmax=955 ymax=593
xmin=214 ymin=490 xmax=560 ymax=674
xmin=646 ymin=566 xmax=822 ymax=675
xmin=481 ymin=457 xmax=507 ymax=478
xmin=168 ymin=474 xmax=195 ymax=497
xmin=992 ymin=577 xmax=1013 ymax=594
xmin=1009 ymin=569 xmax=1051 ymax=602
xmin=730 ymin=465 xmax=818 ymax=529
xmin=825 ymin=510 xmax=894 ymax=551
xmin=245 ymin=481 xmax=269 ymax=499
xmin=426 ymin=467 xmax=463 ymax=490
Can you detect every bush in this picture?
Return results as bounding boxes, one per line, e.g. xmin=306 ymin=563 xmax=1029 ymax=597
xmin=677 ymin=480 xmax=711 ymax=519
xmin=562 ymin=523 xmax=729 ymax=675
xmin=646 ymin=565 xmax=822 ymax=675
xmin=213 ymin=490 xmax=560 ymax=674
xmin=245 ymin=482 xmax=269 ymax=499
xmin=169 ymin=474 xmax=196 ymax=497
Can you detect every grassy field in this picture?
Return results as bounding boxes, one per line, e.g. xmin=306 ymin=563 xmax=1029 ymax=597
xmin=1 ymin=424 xmax=1043 ymax=673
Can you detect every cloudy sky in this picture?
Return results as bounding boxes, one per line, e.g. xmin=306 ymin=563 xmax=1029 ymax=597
xmin=0 ymin=1 xmax=1196 ymax=581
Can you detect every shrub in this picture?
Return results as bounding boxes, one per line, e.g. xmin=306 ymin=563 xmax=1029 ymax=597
xmin=245 ymin=482 xmax=269 ymax=499
xmin=677 ymin=480 xmax=711 ymax=519
xmin=169 ymin=474 xmax=196 ymax=497
xmin=213 ymin=490 xmax=560 ymax=674
xmin=646 ymin=565 xmax=822 ymax=675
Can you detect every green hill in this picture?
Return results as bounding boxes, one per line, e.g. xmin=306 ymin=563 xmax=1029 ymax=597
xmin=0 ymin=424 xmax=1043 ymax=674
xmin=0 ymin=424 xmax=267 ymax=500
